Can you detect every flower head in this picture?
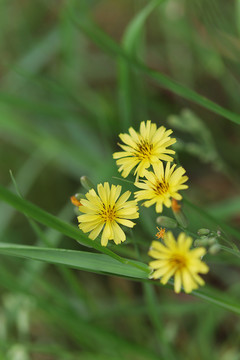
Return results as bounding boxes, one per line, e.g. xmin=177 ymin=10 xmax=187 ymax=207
xmin=113 ymin=120 xmax=176 ymax=179
xmin=134 ymin=162 xmax=188 ymax=213
xmin=149 ymin=232 xmax=209 ymax=293
xmin=77 ymin=182 xmax=139 ymax=246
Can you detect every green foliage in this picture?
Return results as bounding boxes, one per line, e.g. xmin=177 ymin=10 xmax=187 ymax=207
xmin=0 ymin=0 xmax=240 ymax=359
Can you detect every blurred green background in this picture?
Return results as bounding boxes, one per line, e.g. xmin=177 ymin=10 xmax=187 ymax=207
xmin=0 ymin=0 xmax=240 ymax=359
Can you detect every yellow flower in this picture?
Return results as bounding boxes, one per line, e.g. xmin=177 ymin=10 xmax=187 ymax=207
xmin=113 ymin=120 xmax=176 ymax=179
xmin=149 ymin=232 xmax=209 ymax=293
xmin=134 ymin=162 xmax=188 ymax=213
xmin=77 ymin=182 xmax=139 ymax=246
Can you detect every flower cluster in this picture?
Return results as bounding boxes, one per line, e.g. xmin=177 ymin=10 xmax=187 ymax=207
xmin=113 ymin=120 xmax=188 ymax=213
xmin=75 ymin=120 xmax=209 ymax=294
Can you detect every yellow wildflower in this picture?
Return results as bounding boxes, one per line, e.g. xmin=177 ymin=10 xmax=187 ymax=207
xmin=149 ymin=232 xmax=209 ymax=293
xmin=113 ymin=120 xmax=176 ymax=179
xmin=134 ymin=162 xmax=188 ymax=213
xmin=77 ymin=182 xmax=139 ymax=246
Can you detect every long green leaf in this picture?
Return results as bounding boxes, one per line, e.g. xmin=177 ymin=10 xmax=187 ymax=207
xmin=0 ymin=241 xmax=240 ymax=316
xmin=0 ymin=243 xmax=149 ymax=279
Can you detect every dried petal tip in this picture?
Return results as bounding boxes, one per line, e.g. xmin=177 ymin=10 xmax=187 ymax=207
xmin=70 ymin=196 xmax=82 ymax=207
xmin=171 ymin=199 xmax=181 ymax=213
xmin=156 ymin=227 xmax=165 ymax=239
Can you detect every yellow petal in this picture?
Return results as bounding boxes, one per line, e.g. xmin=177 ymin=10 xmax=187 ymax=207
xmin=116 ymin=218 xmax=136 ymax=228
xmin=174 ymin=270 xmax=182 ymax=293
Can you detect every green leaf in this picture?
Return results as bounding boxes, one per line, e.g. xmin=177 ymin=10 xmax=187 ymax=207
xmin=0 ymin=243 xmax=149 ymax=279
xmin=0 ymin=240 xmax=240 ymax=316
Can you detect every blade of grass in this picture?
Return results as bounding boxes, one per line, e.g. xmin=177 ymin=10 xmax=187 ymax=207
xmin=0 ymin=243 xmax=149 ymax=279
xmin=118 ymin=0 xmax=165 ymax=128
xmin=0 ymin=148 xmax=52 ymax=236
xmin=70 ymin=7 xmax=240 ymax=125
xmin=9 ymin=171 xmax=95 ymax=308
xmin=2 ymin=28 xmax=60 ymax=91
xmin=0 ymin=241 xmax=240 ymax=316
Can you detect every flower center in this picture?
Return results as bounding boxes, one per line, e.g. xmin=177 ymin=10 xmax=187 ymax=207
xmin=99 ymin=204 xmax=116 ymax=222
xmin=136 ymin=140 xmax=153 ymax=159
xmin=153 ymin=180 xmax=169 ymax=195
xmin=170 ymin=254 xmax=187 ymax=270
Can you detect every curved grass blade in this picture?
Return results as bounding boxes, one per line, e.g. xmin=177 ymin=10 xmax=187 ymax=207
xmin=0 ymin=241 xmax=240 ymax=316
xmin=0 ymin=243 xmax=149 ymax=279
xmin=70 ymin=8 xmax=240 ymax=125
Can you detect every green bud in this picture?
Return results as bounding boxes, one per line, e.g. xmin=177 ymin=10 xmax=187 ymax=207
xmin=74 ymin=193 xmax=85 ymax=201
xmin=172 ymin=209 xmax=188 ymax=228
xmin=194 ymin=239 xmax=209 ymax=247
xmin=74 ymin=207 xmax=82 ymax=216
xmin=207 ymin=237 xmax=217 ymax=246
xmin=156 ymin=216 xmax=177 ymax=229
xmin=197 ymin=228 xmax=210 ymax=236
xmin=209 ymin=243 xmax=221 ymax=255
xmin=80 ymin=176 xmax=95 ymax=191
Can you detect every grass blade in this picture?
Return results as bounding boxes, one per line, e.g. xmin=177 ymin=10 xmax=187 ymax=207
xmin=70 ymin=8 xmax=240 ymax=125
xmin=0 ymin=243 xmax=149 ymax=279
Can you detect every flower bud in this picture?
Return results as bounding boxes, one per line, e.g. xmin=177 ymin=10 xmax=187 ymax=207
xmin=172 ymin=209 xmax=188 ymax=228
xmin=74 ymin=207 xmax=82 ymax=216
xmin=207 ymin=237 xmax=217 ymax=246
xmin=194 ymin=239 xmax=209 ymax=247
xmin=74 ymin=193 xmax=85 ymax=201
xmin=197 ymin=228 xmax=210 ymax=236
xmin=156 ymin=216 xmax=177 ymax=229
xmin=208 ymin=243 xmax=221 ymax=255
xmin=80 ymin=176 xmax=95 ymax=190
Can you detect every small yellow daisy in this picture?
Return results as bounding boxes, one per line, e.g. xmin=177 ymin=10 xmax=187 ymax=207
xmin=77 ymin=182 xmax=139 ymax=246
xmin=113 ymin=120 xmax=176 ymax=179
xmin=149 ymin=232 xmax=209 ymax=293
xmin=134 ymin=162 xmax=188 ymax=213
